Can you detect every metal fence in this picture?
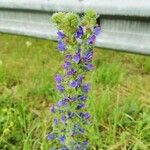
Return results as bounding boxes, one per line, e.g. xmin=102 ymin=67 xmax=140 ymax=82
xmin=0 ymin=0 xmax=150 ymax=55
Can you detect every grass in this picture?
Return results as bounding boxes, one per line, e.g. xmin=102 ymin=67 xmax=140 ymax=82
xmin=92 ymin=62 xmax=124 ymax=86
xmin=0 ymin=33 xmax=150 ymax=150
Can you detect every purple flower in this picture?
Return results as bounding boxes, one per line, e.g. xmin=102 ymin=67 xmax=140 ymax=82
xmin=84 ymin=64 xmax=93 ymax=71
xmin=77 ymin=75 xmax=83 ymax=84
xmin=59 ymin=135 xmax=66 ymax=143
xmin=93 ymin=26 xmax=100 ymax=36
xmin=73 ymin=52 xmax=80 ymax=63
xmin=47 ymin=133 xmax=54 ymax=140
xmin=60 ymin=147 xmax=69 ymax=150
xmin=82 ymin=84 xmax=90 ymax=93
xmin=87 ymin=35 xmax=96 ymax=45
xmin=57 ymin=40 xmax=66 ymax=51
xmin=56 ymin=84 xmax=64 ymax=92
xmin=53 ymin=118 xmax=58 ymax=125
xmin=79 ymin=112 xmax=84 ymax=118
xmin=79 ymin=128 xmax=84 ymax=134
xmin=62 ymin=61 xmax=71 ymax=69
xmin=78 ymin=95 xmax=87 ymax=101
xmin=83 ymin=140 xmax=88 ymax=146
xmin=65 ymin=54 xmax=72 ymax=60
xmin=67 ymin=112 xmax=74 ymax=118
xmin=75 ymin=26 xmax=84 ymax=39
xmin=57 ymin=99 xmax=66 ymax=107
xmin=82 ymin=50 xmax=93 ymax=62
xmin=60 ymin=116 xmax=66 ymax=123
xmin=50 ymin=106 xmax=55 ymax=113
xmin=66 ymin=68 xmax=75 ymax=76
xmin=57 ymin=31 xmax=65 ymax=39
xmin=70 ymin=96 xmax=77 ymax=102
xmin=69 ymin=80 xmax=78 ymax=88
xmin=79 ymin=112 xmax=90 ymax=120
xmin=76 ymin=103 xmax=85 ymax=110
xmin=84 ymin=113 xmax=90 ymax=119
xmin=55 ymin=74 xmax=63 ymax=83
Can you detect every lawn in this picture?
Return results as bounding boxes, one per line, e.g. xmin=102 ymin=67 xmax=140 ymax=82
xmin=0 ymin=33 xmax=150 ymax=150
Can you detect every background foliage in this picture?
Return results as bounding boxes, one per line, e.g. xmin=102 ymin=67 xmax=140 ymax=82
xmin=0 ymin=33 xmax=150 ymax=150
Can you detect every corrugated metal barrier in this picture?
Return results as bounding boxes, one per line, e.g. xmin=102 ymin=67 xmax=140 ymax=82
xmin=0 ymin=0 xmax=150 ymax=55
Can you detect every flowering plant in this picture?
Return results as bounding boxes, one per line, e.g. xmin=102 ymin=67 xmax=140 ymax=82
xmin=48 ymin=10 xmax=100 ymax=150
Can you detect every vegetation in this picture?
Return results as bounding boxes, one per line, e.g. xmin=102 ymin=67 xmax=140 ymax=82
xmin=0 ymin=33 xmax=150 ymax=150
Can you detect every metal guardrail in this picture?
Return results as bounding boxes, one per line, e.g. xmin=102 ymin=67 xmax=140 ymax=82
xmin=0 ymin=0 xmax=150 ymax=55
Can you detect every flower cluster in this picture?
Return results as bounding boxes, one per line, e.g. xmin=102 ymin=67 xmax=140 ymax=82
xmin=48 ymin=10 xmax=100 ymax=149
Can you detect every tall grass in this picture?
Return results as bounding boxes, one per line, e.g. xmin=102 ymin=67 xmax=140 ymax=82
xmin=92 ymin=62 xmax=125 ymax=86
xmin=143 ymin=58 xmax=150 ymax=73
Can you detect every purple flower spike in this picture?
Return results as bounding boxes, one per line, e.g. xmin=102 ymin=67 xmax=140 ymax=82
xmin=62 ymin=61 xmax=71 ymax=70
xmin=82 ymin=84 xmax=90 ymax=93
xmin=57 ymin=40 xmax=66 ymax=51
xmin=73 ymin=52 xmax=80 ymax=64
xmin=56 ymin=84 xmax=64 ymax=92
xmin=69 ymin=80 xmax=78 ymax=88
xmin=55 ymin=74 xmax=63 ymax=83
xmin=87 ymin=35 xmax=96 ymax=45
xmin=85 ymin=64 xmax=93 ymax=71
xmin=93 ymin=26 xmax=100 ymax=36
xmin=75 ymin=26 xmax=84 ymax=39
xmin=76 ymin=103 xmax=85 ymax=110
xmin=59 ymin=135 xmax=66 ymax=143
xmin=57 ymin=31 xmax=65 ymax=39
xmin=66 ymin=68 xmax=75 ymax=76
xmin=47 ymin=133 xmax=54 ymax=140
xmin=51 ymin=12 xmax=97 ymax=148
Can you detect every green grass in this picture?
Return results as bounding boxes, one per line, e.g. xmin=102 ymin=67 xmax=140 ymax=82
xmin=0 ymin=33 xmax=150 ymax=150
xmin=92 ymin=62 xmax=125 ymax=86
xmin=144 ymin=59 xmax=150 ymax=73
